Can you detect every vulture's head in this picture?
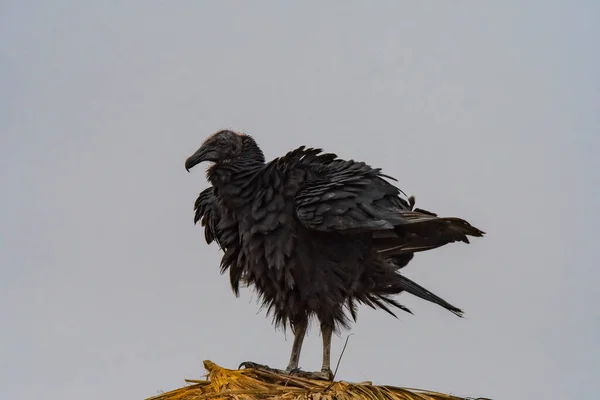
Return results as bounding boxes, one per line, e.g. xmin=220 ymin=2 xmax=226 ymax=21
xmin=185 ymin=130 xmax=255 ymax=171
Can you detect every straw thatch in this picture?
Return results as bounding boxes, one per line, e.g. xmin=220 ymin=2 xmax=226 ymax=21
xmin=146 ymin=360 xmax=488 ymax=400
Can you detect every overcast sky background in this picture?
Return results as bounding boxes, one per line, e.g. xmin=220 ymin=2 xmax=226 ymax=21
xmin=1 ymin=2 xmax=598 ymax=399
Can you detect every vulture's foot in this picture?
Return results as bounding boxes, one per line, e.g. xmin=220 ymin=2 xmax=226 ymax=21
xmin=285 ymin=367 xmax=303 ymax=375
xmin=315 ymin=368 xmax=334 ymax=381
xmin=239 ymin=362 xmax=333 ymax=381
xmin=285 ymin=368 xmax=334 ymax=381
xmin=238 ymin=361 xmax=287 ymax=375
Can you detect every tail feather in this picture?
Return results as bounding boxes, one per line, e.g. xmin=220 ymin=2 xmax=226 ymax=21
xmin=356 ymin=197 xmax=475 ymax=320
xmin=347 ymin=272 xmax=463 ymax=321
xmin=375 ymin=209 xmax=485 ymax=257
xmin=386 ymin=274 xmax=464 ymax=317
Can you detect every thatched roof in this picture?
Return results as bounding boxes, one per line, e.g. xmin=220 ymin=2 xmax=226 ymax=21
xmin=146 ymin=360 xmax=488 ymax=400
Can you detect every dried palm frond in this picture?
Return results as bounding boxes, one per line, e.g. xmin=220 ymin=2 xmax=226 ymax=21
xmin=146 ymin=360 xmax=488 ymax=400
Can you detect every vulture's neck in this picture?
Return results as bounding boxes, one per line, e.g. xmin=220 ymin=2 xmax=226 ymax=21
xmin=207 ymin=141 xmax=265 ymax=209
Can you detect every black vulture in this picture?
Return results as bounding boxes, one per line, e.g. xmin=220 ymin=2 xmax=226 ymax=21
xmin=185 ymin=130 xmax=485 ymax=380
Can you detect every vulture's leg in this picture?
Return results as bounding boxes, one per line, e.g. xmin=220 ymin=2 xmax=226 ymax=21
xmin=239 ymin=319 xmax=308 ymax=376
xmin=279 ymin=320 xmax=334 ymax=381
xmin=286 ymin=319 xmax=308 ymax=372
xmin=288 ymin=320 xmax=334 ymax=380
xmin=319 ymin=321 xmax=334 ymax=380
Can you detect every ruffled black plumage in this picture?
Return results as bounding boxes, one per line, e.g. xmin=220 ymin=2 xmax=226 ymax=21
xmin=186 ymin=130 xmax=485 ymax=375
xmin=189 ymin=131 xmax=485 ymax=332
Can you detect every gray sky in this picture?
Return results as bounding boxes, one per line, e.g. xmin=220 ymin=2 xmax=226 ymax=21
xmin=1 ymin=1 xmax=598 ymax=399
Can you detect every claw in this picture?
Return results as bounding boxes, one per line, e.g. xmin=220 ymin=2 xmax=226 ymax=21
xmin=286 ymin=367 xmax=303 ymax=375
xmin=238 ymin=361 xmax=271 ymax=370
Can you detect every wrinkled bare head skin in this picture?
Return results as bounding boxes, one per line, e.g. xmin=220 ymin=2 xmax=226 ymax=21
xmin=185 ymin=130 xmax=246 ymax=171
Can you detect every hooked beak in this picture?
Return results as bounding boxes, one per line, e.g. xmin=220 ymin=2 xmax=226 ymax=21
xmin=185 ymin=145 xmax=216 ymax=172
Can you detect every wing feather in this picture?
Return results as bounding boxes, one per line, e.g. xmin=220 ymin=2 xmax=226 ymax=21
xmin=291 ymin=152 xmax=484 ymax=251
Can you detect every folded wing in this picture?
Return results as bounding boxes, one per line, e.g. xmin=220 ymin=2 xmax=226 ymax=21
xmin=294 ymin=159 xmax=485 ymax=255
